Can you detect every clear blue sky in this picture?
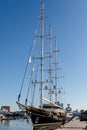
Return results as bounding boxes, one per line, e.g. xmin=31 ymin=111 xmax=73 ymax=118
xmin=0 ymin=0 xmax=87 ymax=111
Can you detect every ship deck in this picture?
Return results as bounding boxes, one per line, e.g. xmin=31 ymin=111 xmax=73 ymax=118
xmin=56 ymin=116 xmax=87 ymax=130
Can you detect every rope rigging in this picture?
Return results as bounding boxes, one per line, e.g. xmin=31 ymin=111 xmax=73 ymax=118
xmin=25 ymin=63 xmax=35 ymax=105
xmin=31 ymin=63 xmax=39 ymax=106
xmin=17 ymin=21 xmax=39 ymax=102
xmin=25 ymin=21 xmax=41 ymax=105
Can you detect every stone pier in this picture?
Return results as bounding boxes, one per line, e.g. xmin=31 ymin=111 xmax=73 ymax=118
xmin=56 ymin=117 xmax=87 ymax=130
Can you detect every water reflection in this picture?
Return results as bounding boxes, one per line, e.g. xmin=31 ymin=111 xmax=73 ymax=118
xmin=0 ymin=119 xmax=60 ymax=130
xmin=0 ymin=119 xmax=33 ymax=130
xmin=0 ymin=120 xmax=10 ymax=130
xmin=0 ymin=120 xmax=10 ymax=126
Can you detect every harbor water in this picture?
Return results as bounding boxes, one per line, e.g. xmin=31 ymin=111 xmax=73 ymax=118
xmin=1 ymin=117 xmax=87 ymax=130
xmin=0 ymin=119 xmax=33 ymax=130
xmin=0 ymin=119 xmax=60 ymax=130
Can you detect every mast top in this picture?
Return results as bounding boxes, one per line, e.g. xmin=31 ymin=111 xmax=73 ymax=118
xmin=41 ymin=0 xmax=44 ymax=10
xmin=42 ymin=0 xmax=44 ymax=4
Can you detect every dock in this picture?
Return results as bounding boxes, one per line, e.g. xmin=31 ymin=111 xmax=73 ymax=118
xmin=56 ymin=116 xmax=87 ymax=130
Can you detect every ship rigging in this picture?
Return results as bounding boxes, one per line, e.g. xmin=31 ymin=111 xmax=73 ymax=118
xmin=17 ymin=0 xmax=65 ymax=127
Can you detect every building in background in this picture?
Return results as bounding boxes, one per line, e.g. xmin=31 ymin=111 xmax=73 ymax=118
xmin=1 ymin=106 xmax=10 ymax=112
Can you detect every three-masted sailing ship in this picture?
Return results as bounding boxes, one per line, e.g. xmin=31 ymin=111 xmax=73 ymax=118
xmin=17 ymin=0 xmax=66 ymax=127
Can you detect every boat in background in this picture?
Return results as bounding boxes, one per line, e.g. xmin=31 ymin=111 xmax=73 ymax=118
xmin=17 ymin=0 xmax=66 ymax=127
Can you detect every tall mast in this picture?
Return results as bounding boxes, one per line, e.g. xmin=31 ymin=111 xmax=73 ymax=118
xmin=49 ymin=24 xmax=52 ymax=102
xmin=55 ymin=39 xmax=58 ymax=103
xmin=40 ymin=0 xmax=44 ymax=108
